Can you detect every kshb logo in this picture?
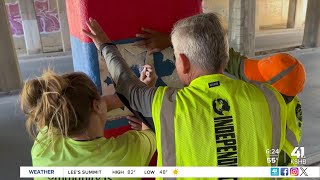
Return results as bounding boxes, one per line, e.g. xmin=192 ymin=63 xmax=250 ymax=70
xmin=291 ymin=147 xmax=305 ymax=158
xmin=291 ymin=147 xmax=307 ymax=165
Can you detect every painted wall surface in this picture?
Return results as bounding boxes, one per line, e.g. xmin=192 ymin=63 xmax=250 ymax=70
xmin=5 ymin=0 xmax=308 ymax=54
xmin=5 ymin=0 xmax=62 ymax=53
xmin=67 ymin=0 xmax=202 ymax=124
xmin=98 ymin=43 xmax=180 ymax=119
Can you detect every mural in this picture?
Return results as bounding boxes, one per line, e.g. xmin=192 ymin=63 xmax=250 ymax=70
xmin=34 ymin=0 xmax=60 ymax=33
xmin=5 ymin=2 xmax=23 ymax=36
xmin=99 ymin=43 xmax=182 ymax=119
xmin=5 ymin=0 xmax=60 ymax=36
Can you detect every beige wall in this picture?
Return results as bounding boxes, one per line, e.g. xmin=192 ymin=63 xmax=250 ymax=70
xmin=257 ymin=0 xmax=289 ymax=28
xmin=203 ymin=0 xmax=229 ymax=20
xmin=203 ymin=0 xmax=307 ymax=31
xmin=41 ymin=32 xmax=63 ymax=52
xmin=295 ymin=0 xmax=308 ymax=29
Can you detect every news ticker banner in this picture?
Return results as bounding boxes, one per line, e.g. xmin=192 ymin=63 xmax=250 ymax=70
xmin=21 ymin=166 xmax=319 ymax=178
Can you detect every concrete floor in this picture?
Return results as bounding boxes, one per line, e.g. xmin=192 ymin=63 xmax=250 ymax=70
xmin=0 ymin=48 xmax=319 ymax=179
xmin=0 ymin=54 xmax=74 ymax=180
xmin=288 ymin=48 xmax=320 ymax=165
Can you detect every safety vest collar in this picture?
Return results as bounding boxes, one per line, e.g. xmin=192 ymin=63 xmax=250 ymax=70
xmin=188 ymin=74 xmax=229 ymax=88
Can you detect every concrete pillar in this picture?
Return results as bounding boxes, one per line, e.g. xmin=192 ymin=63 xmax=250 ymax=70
xmin=19 ymin=0 xmax=42 ymax=54
xmin=228 ymin=0 xmax=256 ymax=57
xmin=0 ymin=0 xmax=22 ymax=91
xmin=255 ymin=3 xmax=260 ymax=32
xmin=302 ymin=0 xmax=320 ymax=48
xmin=57 ymin=0 xmax=71 ymax=52
xmin=287 ymin=0 xmax=297 ymax=28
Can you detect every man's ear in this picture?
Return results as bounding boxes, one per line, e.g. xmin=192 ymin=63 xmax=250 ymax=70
xmin=179 ymin=53 xmax=191 ymax=74
xmin=92 ymin=99 xmax=102 ymax=114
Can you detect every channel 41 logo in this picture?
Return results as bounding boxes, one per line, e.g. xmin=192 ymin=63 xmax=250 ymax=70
xmin=291 ymin=147 xmax=307 ymax=165
xmin=270 ymin=168 xmax=279 ymax=176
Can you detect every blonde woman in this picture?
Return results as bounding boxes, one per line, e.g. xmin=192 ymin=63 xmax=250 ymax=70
xmin=21 ymin=69 xmax=156 ymax=180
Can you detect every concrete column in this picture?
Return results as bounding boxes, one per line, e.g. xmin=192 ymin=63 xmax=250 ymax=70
xmin=0 ymin=0 xmax=22 ymax=91
xmin=287 ymin=0 xmax=297 ymax=28
xmin=302 ymin=0 xmax=320 ymax=48
xmin=57 ymin=0 xmax=71 ymax=52
xmin=19 ymin=0 xmax=42 ymax=54
xmin=228 ymin=0 xmax=256 ymax=57
xmin=255 ymin=3 xmax=260 ymax=32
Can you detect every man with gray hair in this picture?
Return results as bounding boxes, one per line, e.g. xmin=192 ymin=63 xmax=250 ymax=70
xmin=84 ymin=13 xmax=287 ymax=169
xmin=171 ymin=13 xmax=229 ymax=76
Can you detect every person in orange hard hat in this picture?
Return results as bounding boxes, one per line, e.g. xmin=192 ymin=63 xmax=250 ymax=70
xmin=229 ymin=51 xmax=306 ymax=98
xmin=226 ymin=49 xmax=306 ymax=166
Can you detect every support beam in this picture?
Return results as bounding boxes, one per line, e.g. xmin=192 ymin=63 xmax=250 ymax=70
xmin=228 ymin=0 xmax=256 ymax=57
xmin=302 ymin=0 xmax=320 ymax=48
xmin=0 ymin=0 xmax=22 ymax=91
xmin=19 ymin=0 xmax=42 ymax=54
xmin=57 ymin=0 xmax=71 ymax=52
xmin=255 ymin=4 xmax=260 ymax=32
xmin=287 ymin=0 xmax=297 ymax=28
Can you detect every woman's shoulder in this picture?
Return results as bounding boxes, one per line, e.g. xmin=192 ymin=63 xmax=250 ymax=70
xmin=112 ymin=130 xmax=155 ymax=145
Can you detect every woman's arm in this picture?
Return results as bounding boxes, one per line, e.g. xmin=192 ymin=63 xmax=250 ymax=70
xmin=82 ymin=18 xmax=159 ymax=132
xmin=102 ymin=64 xmax=158 ymax=112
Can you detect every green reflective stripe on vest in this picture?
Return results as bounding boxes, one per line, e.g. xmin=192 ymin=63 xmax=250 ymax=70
xmin=252 ymin=83 xmax=281 ymax=166
xmin=160 ymin=87 xmax=178 ymax=166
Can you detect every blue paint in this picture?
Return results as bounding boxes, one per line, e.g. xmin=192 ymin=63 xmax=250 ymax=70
xmin=156 ymin=77 xmax=168 ymax=86
xmin=153 ymin=52 xmax=176 ymax=87
xmin=105 ymin=117 xmax=129 ymax=130
xmin=104 ymin=77 xmax=113 ymax=86
xmin=104 ymin=65 xmax=140 ymax=86
xmin=130 ymin=65 xmax=141 ymax=77
xmin=113 ymin=38 xmax=143 ymax=45
xmin=71 ymin=36 xmax=102 ymax=94
xmin=112 ymin=38 xmax=177 ymax=87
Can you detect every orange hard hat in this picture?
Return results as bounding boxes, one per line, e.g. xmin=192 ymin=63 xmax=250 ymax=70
xmin=244 ymin=53 xmax=306 ymax=97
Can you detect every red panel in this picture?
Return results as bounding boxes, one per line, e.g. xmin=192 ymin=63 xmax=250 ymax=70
xmin=67 ymin=0 xmax=202 ymax=42
xmin=104 ymin=125 xmax=132 ymax=138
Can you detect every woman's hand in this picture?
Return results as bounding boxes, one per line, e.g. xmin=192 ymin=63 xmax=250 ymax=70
xmin=82 ymin=17 xmax=111 ymax=49
xmin=134 ymin=28 xmax=171 ymax=54
xmin=127 ymin=116 xmax=149 ymax=131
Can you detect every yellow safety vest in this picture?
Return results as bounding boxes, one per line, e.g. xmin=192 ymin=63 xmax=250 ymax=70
xmin=238 ymin=59 xmax=302 ymax=167
xmin=286 ymin=96 xmax=302 ymax=144
xmin=152 ymin=74 xmax=287 ymax=180
xmin=279 ymin=96 xmax=302 ymax=166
